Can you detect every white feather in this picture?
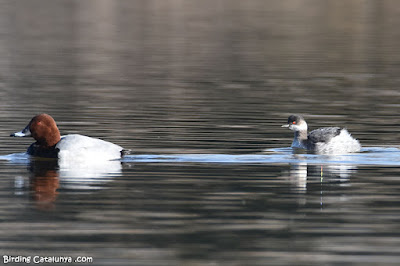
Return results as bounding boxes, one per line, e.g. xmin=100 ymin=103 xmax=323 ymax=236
xmin=56 ymin=134 xmax=123 ymax=165
xmin=314 ymin=129 xmax=361 ymax=154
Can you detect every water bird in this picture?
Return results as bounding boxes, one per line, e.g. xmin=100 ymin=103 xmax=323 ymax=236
xmin=10 ymin=114 xmax=128 ymax=161
xmin=282 ymin=114 xmax=361 ymax=154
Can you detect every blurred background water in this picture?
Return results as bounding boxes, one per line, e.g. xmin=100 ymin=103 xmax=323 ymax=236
xmin=1 ymin=1 xmax=400 ymax=265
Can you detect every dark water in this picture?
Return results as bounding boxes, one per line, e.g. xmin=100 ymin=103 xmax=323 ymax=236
xmin=1 ymin=1 xmax=400 ymax=265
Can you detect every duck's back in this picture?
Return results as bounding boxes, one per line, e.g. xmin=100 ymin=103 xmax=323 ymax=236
xmin=56 ymin=134 xmax=123 ymax=162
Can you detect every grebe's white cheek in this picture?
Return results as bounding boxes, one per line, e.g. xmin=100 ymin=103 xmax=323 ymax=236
xmin=298 ymin=123 xmax=308 ymax=131
xmin=288 ymin=123 xmax=307 ymax=131
xmin=289 ymin=124 xmax=301 ymax=131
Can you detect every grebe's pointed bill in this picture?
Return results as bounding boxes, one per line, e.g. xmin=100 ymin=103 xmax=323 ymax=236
xmin=10 ymin=125 xmax=31 ymax=137
xmin=281 ymin=124 xmax=290 ymax=128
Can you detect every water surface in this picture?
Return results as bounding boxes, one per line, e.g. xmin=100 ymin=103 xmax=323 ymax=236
xmin=1 ymin=1 xmax=400 ymax=265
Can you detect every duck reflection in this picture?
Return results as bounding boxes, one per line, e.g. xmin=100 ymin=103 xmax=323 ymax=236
xmin=29 ymin=159 xmax=59 ymax=210
xmin=25 ymin=158 xmax=123 ymax=210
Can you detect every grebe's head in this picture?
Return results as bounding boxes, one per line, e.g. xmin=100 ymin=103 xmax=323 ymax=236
xmin=282 ymin=114 xmax=308 ymax=132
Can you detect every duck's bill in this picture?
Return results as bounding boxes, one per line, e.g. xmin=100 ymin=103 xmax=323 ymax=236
xmin=10 ymin=126 xmax=31 ymax=137
xmin=281 ymin=124 xmax=290 ymax=128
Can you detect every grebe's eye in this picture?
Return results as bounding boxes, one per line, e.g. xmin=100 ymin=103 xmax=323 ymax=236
xmin=292 ymin=121 xmax=296 ymax=124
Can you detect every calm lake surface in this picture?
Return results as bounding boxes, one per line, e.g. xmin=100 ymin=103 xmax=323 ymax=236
xmin=1 ymin=1 xmax=400 ymax=265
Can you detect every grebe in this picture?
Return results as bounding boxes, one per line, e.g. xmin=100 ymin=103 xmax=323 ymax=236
xmin=282 ymin=114 xmax=361 ymax=154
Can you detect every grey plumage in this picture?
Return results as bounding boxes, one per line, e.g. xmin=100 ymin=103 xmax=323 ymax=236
xmin=282 ymin=114 xmax=361 ymax=154
xmin=308 ymin=127 xmax=342 ymax=144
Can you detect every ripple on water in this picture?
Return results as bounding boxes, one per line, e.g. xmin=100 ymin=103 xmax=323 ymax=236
xmin=2 ymin=147 xmax=400 ymax=166
xmin=120 ymin=147 xmax=400 ymax=166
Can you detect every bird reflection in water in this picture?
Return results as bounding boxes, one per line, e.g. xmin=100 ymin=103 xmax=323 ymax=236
xmin=29 ymin=159 xmax=59 ymax=210
xmin=281 ymin=155 xmax=357 ymax=207
xmin=283 ymin=153 xmax=357 ymax=190
xmin=23 ymin=157 xmax=123 ymax=210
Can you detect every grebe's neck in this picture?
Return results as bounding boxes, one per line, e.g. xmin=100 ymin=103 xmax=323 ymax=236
xmin=292 ymin=129 xmax=308 ymax=149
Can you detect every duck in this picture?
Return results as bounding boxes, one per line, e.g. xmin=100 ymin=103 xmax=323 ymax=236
xmin=11 ymin=114 xmax=128 ymax=161
xmin=282 ymin=114 xmax=361 ymax=154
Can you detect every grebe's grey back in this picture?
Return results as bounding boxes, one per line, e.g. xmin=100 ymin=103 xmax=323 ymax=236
xmin=282 ymin=114 xmax=361 ymax=154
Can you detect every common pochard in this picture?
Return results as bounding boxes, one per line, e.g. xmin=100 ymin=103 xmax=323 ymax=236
xmin=11 ymin=114 xmax=128 ymax=161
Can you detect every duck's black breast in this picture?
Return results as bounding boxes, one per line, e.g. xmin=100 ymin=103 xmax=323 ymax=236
xmin=308 ymin=127 xmax=342 ymax=144
xmin=27 ymin=143 xmax=60 ymax=159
